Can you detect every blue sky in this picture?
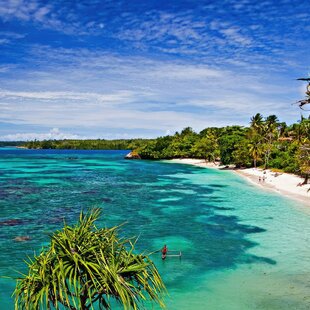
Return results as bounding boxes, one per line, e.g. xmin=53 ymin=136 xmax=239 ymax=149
xmin=0 ymin=0 xmax=309 ymax=140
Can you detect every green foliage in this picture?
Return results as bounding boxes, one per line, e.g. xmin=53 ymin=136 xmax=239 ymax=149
xmin=232 ymin=139 xmax=252 ymax=168
xmin=0 ymin=141 xmax=25 ymax=147
xmin=297 ymin=141 xmax=310 ymax=181
xmin=269 ymin=144 xmax=299 ymax=173
xmin=14 ymin=209 xmax=166 ymax=310
xmin=218 ymin=126 xmax=247 ymax=165
xmin=20 ymin=113 xmax=310 ymax=182
xmin=134 ymin=114 xmax=309 ymax=181
xmin=192 ymin=134 xmax=219 ymax=161
xmin=22 ymin=139 xmax=151 ymax=150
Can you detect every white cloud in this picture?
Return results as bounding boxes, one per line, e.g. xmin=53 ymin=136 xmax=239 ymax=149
xmin=0 ymin=65 xmax=16 ymax=73
xmin=0 ymin=38 xmax=10 ymax=44
xmin=0 ymin=128 xmax=80 ymax=141
xmin=0 ymin=31 xmax=26 ymax=39
xmin=0 ymin=89 xmax=137 ymax=104
xmin=0 ymin=0 xmax=104 ymax=35
xmin=149 ymin=64 xmax=224 ymax=79
xmin=0 ymin=49 xmax=305 ymax=138
xmin=220 ymin=27 xmax=252 ymax=46
xmin=0 ymin=0 xmax=38 ymax=22
xmin=33 ymin=6 xmax=50 ymax=22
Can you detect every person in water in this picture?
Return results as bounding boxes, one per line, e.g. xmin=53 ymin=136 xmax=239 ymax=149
xmin=161 ymin=245 xmax=168 ymax=260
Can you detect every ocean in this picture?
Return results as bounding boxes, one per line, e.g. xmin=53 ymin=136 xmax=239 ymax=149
xmin=1 ymin=148 xmax=310 ymax=309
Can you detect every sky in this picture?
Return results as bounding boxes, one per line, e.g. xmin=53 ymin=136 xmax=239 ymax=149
xmin=0 ymin=0 xmax=309 ymax=140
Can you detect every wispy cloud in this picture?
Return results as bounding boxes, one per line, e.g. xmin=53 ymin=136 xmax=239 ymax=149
xmin=0 ymin=0 xmax=103 ymax=35
xmin=0 ymin=89 xmax=137 ymax=104
xmin=0 ymin=46 xmax=303 ymax=139
xmin=219 ymin=27 xmax=252 ymax=46
xmin=0 ymin=38 xmax=10 ymax=44
xmin=0 ymin=127 xmax=80 ymax=141
xmin=0 ymin=0 xmax=309 ymax=139
xmin=0 ymin=31 xmax=26 ymax=39
xmin=0 ymin=0 xmax=50 ymax=23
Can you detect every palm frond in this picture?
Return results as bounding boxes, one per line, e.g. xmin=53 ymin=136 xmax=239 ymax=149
xmin=14 ymin=208 xmax=166 ymax=309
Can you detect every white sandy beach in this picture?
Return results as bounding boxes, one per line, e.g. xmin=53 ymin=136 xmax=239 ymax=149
xmin=168 ymin=159 xmax=310 ymax=206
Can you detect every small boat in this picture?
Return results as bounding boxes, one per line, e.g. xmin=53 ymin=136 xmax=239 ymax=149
xmin=163 ymin=250 xmax=182 ymax=258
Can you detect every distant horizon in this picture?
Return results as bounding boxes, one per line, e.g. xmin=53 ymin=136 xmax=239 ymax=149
xmin=0 ymin=0 xmax=309 ymax=141
xmin=0 ymin=114 xmax=307 ymax=142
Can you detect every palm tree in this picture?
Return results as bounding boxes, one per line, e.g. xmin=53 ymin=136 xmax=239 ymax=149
xmin=299 ymin=116 xmax=310 ymax=139
xmin=248 ymin=138 xmax=262 ymax=168
xmin=259 ymin=115 xmax=279 ymax=169
xmin=296 ymin=117 xmax=310 ymax=185
xmin=265 ymin=114 xmax=279 ymax=126
xmin=250 ymin=113 xmax=264 ymax=133
xmin=278 ymin=122 xmax=288 ymax=137
xmin=14 ymin=209 xmax=166 ymax=310
xmin=297 ymin=141 xmax=310 ymax=185
xmin=249 ymin=114 xmax=265 ymax=168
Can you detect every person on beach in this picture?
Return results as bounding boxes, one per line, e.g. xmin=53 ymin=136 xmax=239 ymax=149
xmin=259 ymin=176 xmax=261 ymax=182
xmin=161 ymin=245 xmax=168 ymax=260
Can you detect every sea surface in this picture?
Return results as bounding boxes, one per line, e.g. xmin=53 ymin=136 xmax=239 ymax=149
xmin=0 ymin=148 xmax=310 ymax=309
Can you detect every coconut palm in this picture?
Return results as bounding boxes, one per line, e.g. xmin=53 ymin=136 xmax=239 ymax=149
xmin=257 ymin=115 xmax=278 ymax=169
xmin=248 ymin=138 xmax=262 ymax=168
xmin=297 ymin=141 xmax=310 ymax=185
xmin=14 ymin=209 xmax=166 ymax=310
xmin=299 ymin=116 xmax=310 ymax=139
xmin=295 ymin=117 xmax=310 ymax=185
xmin=250 ymin=113 xmax=264 ymax=133
xmin=265 ymin=114 xmax=279 ymax=126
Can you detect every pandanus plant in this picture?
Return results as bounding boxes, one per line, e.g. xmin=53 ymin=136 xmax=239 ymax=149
xmin=14 ymin=209 xmax=166 ymax=309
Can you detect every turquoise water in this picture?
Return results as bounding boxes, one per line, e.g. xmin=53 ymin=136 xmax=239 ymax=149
xmin=1 ymin=148 xmax=310 ymax=309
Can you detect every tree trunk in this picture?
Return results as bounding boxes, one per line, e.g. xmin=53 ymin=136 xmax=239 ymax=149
xmin=302 ymin=174 xmax=309 ymax=185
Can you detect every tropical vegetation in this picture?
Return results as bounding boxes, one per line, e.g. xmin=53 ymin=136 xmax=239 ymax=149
xmin=21 ymin=138 xmax=149 ymax=150
xmin=14 ymin=209 xmax=166 ymax=310
xmin=135 ymin=114 xmax=309 ymax=183
xmin=0 ymin=141 xmax=25 ymax=147
xmin=17 ymin=113 xmax=310 ymax=183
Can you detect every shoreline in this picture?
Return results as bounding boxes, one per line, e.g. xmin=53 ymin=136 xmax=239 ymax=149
xmin=165 ymin=158 xmax=310 ymax=206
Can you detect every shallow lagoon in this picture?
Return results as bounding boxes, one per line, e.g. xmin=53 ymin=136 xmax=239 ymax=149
xmin=1 ymin=149 xmax=310 ymax=309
